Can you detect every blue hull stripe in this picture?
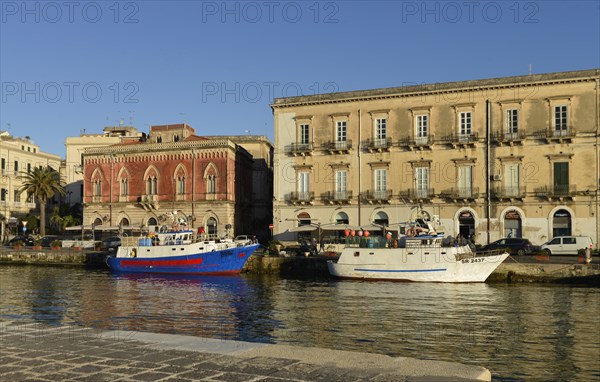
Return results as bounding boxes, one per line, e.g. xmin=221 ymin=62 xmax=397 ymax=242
xmin=354 ymin=268 xmax=447 ymax=273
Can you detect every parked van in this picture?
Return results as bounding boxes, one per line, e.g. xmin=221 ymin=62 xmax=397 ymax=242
xmin=541 ymin=236 xmax=593 ymax=255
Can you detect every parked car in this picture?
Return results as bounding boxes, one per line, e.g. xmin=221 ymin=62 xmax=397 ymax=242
xmin=481 ymin=238 xmax=540 ymax=256
xmin=40 ymin=235 xmax=60 ymax=248
xmin=541 ymin=236 xmax=593 ymax=256
xmin=234 ymin=235 xmax=255 ymax=246
xmin=6 ymin=235 xmax=35 ymax=247
xmin=101 ymin=236 xmax=121 ymax=252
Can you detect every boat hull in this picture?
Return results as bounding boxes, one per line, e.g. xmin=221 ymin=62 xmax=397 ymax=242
xmin=327 ymin=247 xmax=509 ymax=283
xmin=107 ymin=244 xmax=259 ymax=275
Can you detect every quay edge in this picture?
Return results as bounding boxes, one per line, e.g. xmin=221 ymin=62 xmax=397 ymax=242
xmin=1 ymin=249 xmax=599 ymax=284
xmin=0 ymin=320 xmax=491 ymax=381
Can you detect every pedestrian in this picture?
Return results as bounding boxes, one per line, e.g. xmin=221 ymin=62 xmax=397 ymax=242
xmin=585 ymin=243 xmax=592 ymax=264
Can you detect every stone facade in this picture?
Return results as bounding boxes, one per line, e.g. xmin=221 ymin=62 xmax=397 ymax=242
xmin=0 ymin=131 xmax=62 ymax=239
xmin=81 ymin=124 xmax=272 ymax=240
xmin=271 ymin=69 xmax=600 ymax=247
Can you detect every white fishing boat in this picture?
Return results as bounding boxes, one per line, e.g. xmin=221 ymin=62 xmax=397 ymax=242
xmin=327 ymin=222 xmax=509 ymax=282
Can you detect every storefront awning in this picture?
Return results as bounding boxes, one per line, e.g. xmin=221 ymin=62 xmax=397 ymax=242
xmin=288 ymin=225 xmax=317 ymax=233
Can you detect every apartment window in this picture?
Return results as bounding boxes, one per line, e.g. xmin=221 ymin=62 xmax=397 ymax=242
xmin=460 ymin=112 xmax=472 ymax=136
xmin=33 ymin=148 xmax=36 ymax=153
xmin=146 ymin=177 xmax=157 ymax=195
xmin=27 ymin=147 xmax=30 ymax=152
xmin=458 ymin=166 xmax=472 ymax=197
xmin=21 ymin=145 xmax=24 ymax=150
xmin=0 ymin=188 xmax=7 ymax=202
xmin=1 ymin=158 xmax=5 ymax=175
xmin=120 ymin=178 xmax=129 ymax=196
xmin=415 ymin=167 xmax=429 ymax=197
xmin=13 ymin=191 xmax=20 ymax=202
xmin=554 ymin=105 xmax=568 ymax=135
xmin=300 ymin=124 xmax=310 ymax=145
xmin=335 ymin=170 xmax=347 ymax=199
xmin=27 ymin=193 xmax=34 ymax=203
xmin=173 ymin=134 xmax=180 ymax=142
xmin=157 ymin=136 xmax=162 ymax=143
xmin=374 ymin=169 xmax=387 ymax=199
xmin=504 ymin=163 xmax=520 ymax=197
xmin=553 ymin=162 xmax=569 ymax=195
xmin=506 ymin=109 xmax=518 ymax=135
xmin=207 ymin=175 xmax=216 ymax=194
xmin=14 ymin=160 xmax=18 ymax=175
xmin=336 ymin=121 xmax=347 ymax=142
xmin=27 ymin=163 xmax=31 ymax=173
xmin=177 ymin=176 xmax=185 ymax=195
xmin=416 ymin=115 xmax=428 ymax=137
xmin=375 ymin=118 xmax=387 ymax=140
xmin=298 ymin=172 xmax=310 ymax=193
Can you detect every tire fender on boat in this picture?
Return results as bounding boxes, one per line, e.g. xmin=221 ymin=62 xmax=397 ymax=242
xmin=406 ymin=228 xmax=416 ymax=237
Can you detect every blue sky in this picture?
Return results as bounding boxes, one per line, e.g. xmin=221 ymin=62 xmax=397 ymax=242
xmin=1 ymin=0 xmax=599 ymax=157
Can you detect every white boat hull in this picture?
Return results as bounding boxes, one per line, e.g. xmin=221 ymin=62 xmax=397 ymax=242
xmin=328 ymin=246 xmax=509 ymax=283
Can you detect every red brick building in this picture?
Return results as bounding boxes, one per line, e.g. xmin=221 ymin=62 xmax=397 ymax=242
xmin=82 ymin=124 xmax=272 ymax=238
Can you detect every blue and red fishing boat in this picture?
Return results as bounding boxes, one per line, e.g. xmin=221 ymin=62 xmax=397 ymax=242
xmin=106 ymin=230 xmax=259 ymax=275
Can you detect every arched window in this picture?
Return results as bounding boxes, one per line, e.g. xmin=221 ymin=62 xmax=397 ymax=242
xmin=504 ymin=210 xmax=522 ymax=238
xmin=120 ymin=178 xmax=128 ymax=196
xmin=335 ymin=212 xmax=349 ymax=225
xmin=147 ymin=217 xmax=158 ymax=226
xmin=553 ymin=209 xmax=571 ymax=237
xmin=373 ymin=211 xmax=389 ymax=226
xmin=297 ymin=212 xmax=311 ymax=226
xmin=207 ymin=175 xmax=216 ymax=194
xmin=120 ymin=218 xmax=130 ymax=226
xmin=146 ymin=177 xmax=157 ymax=195
xmin=93 ymin=218 xmax=102 ymax=226
xmin=207 ymin=217 xmax=217 ymax=236
xmin=93 ymin=180 xmax=101 ymax=197
xmin=177 ymin=176 xmax=185 ymax=195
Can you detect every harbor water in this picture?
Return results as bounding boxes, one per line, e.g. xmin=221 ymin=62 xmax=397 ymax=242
xmin=0 ymin=266 xmax=598 ymax=381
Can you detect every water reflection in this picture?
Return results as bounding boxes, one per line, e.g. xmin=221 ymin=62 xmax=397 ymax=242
xmin=0 ymin=266 xmax=598 ymax=381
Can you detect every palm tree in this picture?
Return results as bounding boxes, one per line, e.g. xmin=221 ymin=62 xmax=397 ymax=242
xmin=19 ymin=166 xmax=64 ymax=236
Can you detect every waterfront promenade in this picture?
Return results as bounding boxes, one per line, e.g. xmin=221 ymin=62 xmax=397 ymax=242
xmin=1 ymin=320 xmax=491 ymax=381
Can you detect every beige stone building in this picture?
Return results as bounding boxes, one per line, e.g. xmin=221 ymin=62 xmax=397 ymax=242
xmin=64 ymin=125 xmax=142 ymax=207
xmin=0 ymin=131 xmax=62 ymax=239
xmin=271 ymin=69 xmax=600 ymax=248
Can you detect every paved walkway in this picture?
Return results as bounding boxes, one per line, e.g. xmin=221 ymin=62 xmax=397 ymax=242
xmin=0 ymin=320 xmax=490 ymax=382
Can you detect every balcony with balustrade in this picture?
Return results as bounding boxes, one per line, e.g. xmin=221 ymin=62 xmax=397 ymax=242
xmin=440 ymin=187 xmax=480 ymax=201
xmin=491 ymin=186 xmax=526 ymax=202
xmin=321 ymin=190 xmax=353 ymax=205
xmin=491 ymin=131 xmax=526 ymax=146
xmin=399 ymin=188 xmax=435 ymax=202
xmin=363 ymin=137 xmax=393 ymax=153
xmin=323 ymin=140 xmax=352 ymax=154
xmin=285 ymin=142 xmax=313 ymax=156
xmin=398 ymin=135 xmax=435 ymax=151
xmin=532 ymin=126 xmax=575 ymax=143
xmin=362 ymin=189 xmax=393 ymax=204
xmin=441 ymin=132 xmax=478 ymax=148
xmin=286 ymin=191 xmax=314 ymax=205
xmin=534 ymin=185 xmax=576 ymax=201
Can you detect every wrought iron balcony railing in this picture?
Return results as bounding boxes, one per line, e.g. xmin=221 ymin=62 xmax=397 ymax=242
xmin=323 ymin=139 xmax=352 ymax=153
xmin=287 ymin=191 xmax=314 ymax=204
xmin=363 ymin=137 xmax=393 ymax=151
xmin=399 ymin=188 xmax=436 ymax=201
xmin=492 ymin=186 xmax=526 ymax=199
xmin=284 ymin=142 xmax=313 ymax=156
xmin=321 ymin=190 xmax=353 ymax=204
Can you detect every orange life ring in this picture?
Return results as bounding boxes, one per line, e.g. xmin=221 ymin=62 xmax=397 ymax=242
xmin=406 ymin=228 xmax=416 ymax=237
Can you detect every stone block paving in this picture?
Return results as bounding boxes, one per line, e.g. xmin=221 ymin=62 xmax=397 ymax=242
xmin=0 ymin=321 xmax=482 ymax=382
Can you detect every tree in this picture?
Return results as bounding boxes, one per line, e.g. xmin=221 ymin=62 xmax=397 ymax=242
xmin=19 ymin=166 xmax=64 ymax=236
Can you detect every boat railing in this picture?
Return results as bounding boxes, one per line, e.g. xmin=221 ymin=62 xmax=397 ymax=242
xmin=458 ymin=248 xmax=507 ymax=261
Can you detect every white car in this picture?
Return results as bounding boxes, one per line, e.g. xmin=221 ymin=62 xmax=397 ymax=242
xmin=541 ymin=236 xmax=593 ymax=255
xmin=234 ymin=235 xmax=254 ymax=246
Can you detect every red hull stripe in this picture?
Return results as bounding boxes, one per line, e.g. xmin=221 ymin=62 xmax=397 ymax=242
xmin=120 ymin=258 xmax=203 ymax=267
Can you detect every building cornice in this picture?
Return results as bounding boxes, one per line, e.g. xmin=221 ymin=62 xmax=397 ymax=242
xmin=271 ymin=69 xmax=600 ymax=109
xmin=83 ymin=139 xmax=237 ymax=156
